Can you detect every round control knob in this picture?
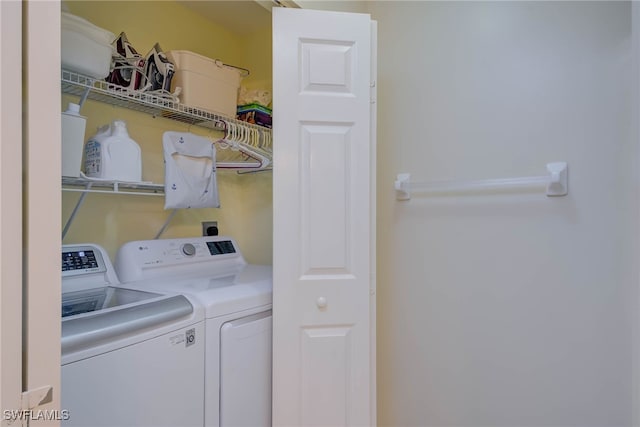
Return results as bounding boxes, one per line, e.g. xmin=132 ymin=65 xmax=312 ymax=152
xmin=181 ymin=243 xmax=196 ymax=257
xmin=316 ymin=297 xmax=328 ymax=309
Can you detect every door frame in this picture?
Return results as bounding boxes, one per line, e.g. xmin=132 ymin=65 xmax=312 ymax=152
xmin=634 ymin=2 xmax=640 ymax=425
xmin=0 ymin=0 xmax=25 ymax=422
xmin=1 ymin=1 xmax=63 ymax=425
xmin=22 ymin=2 xmax=62 ymax=424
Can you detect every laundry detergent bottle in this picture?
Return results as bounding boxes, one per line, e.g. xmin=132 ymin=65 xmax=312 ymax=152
xmin=84 ymin=120 xmax=142 ymax=182
xmin=61 ymin=103 xmax=87 ymax=177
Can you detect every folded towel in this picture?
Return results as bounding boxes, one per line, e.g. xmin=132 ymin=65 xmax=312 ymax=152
xmin=163 ymin=131 xmax=220 ymax=209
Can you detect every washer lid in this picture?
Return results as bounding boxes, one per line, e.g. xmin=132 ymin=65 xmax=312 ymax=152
xmin=61 ymin=293 xmax=193 ymax=356
xmin=62 ymin=286 xmax=163 ymax=318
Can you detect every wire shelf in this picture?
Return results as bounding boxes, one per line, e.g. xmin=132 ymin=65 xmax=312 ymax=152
xmin=62 ymin=69 xmax=273 ymax=172
xmin=60 ymin=70 xmax=274 ymax=239
xmin=62 ymin=176 xmax=165 ymax=196
xmin=61 ymin=69 xmax=272 ymax=133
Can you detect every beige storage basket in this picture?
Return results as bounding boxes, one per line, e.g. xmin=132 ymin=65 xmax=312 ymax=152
xmin=166 ymin=50 xmax=243 ymax=118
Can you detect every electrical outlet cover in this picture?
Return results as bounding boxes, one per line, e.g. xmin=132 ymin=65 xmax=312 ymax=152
xmin=201 ymin=221 xmax=218 ymax=236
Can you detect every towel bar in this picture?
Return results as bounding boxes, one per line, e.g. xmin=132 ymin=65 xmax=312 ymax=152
xmin=395 ymin=162 xmax=568 ymax=200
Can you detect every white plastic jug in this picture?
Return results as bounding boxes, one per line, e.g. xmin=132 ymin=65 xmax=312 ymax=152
xmin=84 ymin=120 xmax=142 ymax=182
xmin=61 ymin=103 xmax=86 ymax=177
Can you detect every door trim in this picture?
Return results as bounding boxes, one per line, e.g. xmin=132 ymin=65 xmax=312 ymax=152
xmin=23 ymin=2 xmax=62 ymax=424
xmin=0 ymin=0 xmax=25 ymax=422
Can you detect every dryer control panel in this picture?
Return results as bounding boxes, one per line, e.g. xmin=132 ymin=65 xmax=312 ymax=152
xmin=115 ymin=236 xmax=247 ymax=283
xmin=179 ymin=240 xmax=235 ymax=257
xmin=205 ymin=240 xmax=236 ymax=256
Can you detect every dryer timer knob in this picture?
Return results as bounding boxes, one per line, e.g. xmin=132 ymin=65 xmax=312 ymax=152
xmin=181 ymin=243 xmax=196 ymax=257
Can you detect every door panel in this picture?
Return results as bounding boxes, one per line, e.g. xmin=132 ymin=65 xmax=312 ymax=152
xmin=273 ymin=8 xmax=374 ymax=426
xmin=301 ymin=123 xmax=352 ymax=276
xmin=300 ymin=326 xmax=352 ymax=426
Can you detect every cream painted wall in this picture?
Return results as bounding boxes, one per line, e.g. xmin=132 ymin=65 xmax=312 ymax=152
xmin=67 ymin=1 xmax=244 ymax=66
xmin=370 ymin=1 xmax=638 ymax=426
xmin=60 ymin=1 xmax=639 ymax=424
xmin=62 ymin=1 xmax=273 ymax=265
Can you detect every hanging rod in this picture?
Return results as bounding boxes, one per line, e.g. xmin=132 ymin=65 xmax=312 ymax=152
xmin=395 ymin=162 xmax=568 ymax=200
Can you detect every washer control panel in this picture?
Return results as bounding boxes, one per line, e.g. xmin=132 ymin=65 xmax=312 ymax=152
xmin=62 ymin=243 xmax=120 ymax=295
xmin=62 ymin=244 xmax=108 ymax=278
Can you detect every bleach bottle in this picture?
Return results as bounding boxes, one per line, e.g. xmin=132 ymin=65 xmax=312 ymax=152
xmin=84 ymin=120 xmax=142 ymax=182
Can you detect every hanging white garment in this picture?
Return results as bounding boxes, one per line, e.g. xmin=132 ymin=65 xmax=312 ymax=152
xmin=163 ymin=131 xmax=220 ymax=209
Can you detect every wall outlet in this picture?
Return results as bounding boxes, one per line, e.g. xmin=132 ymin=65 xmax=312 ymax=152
xmin=202 ymin=221 xmax=218 ymax=236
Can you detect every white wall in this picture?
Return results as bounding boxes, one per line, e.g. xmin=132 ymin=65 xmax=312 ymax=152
xmin=370 ymin=1 xmax=638 ymax=425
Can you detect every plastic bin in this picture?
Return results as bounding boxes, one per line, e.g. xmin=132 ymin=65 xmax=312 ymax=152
xmin=166 ymin=50 xmax=242 ymax=118
xmin=61 ymin=12 xmax=115 ymax=79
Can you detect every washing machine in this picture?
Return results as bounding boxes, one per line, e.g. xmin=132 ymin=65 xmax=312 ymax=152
xmin=114 ymin=236 xmax=273 ymax=427
xmin=61 ymin=243 xmax=206 ymax=427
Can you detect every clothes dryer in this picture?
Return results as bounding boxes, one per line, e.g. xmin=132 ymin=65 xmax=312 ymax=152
xmin=115 ymin=236 xmax=273 ymax=427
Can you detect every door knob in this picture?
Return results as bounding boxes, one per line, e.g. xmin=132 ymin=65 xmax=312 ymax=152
xmin=316 ymin=297 xmax=327 ymax=309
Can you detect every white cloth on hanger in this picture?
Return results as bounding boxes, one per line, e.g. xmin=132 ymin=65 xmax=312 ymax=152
xmin=163 ymin=131 xmax=220 ymax=209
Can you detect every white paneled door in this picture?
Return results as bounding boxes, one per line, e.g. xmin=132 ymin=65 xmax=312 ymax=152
xmin=273 ymin=8 xmax=376 ymax=427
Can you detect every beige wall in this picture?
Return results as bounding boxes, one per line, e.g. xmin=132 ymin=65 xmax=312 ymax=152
xmin=62 ymin=1 xmax=273 ymax=264
xmin=370 ymin=1 xmax=638 ymax=425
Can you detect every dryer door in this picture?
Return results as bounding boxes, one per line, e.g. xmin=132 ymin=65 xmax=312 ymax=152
xmin=220 ymin=311 xmax=272 ymax=426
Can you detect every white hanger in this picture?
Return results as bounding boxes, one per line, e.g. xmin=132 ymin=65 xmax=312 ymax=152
xmin=213 ymin=120 xmax=271 ymax=170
